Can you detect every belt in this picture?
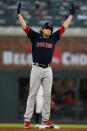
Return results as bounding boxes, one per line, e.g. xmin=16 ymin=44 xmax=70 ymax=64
xmin=33 ymin=63 xmax=50 ymax=68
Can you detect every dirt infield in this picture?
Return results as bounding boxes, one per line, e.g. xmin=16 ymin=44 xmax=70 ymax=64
xmin=0 ymin=128 xmax=87 ymax=131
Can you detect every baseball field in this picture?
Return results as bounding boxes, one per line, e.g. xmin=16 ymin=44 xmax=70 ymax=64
xmin=0 ymin=123 xmax=87 ymax=131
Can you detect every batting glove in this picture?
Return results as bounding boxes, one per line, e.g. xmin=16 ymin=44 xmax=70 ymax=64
xmin=69 ymin=4 xmax=77 ymax=16
xmin=17 ymin=1 xmax=21 ymax=14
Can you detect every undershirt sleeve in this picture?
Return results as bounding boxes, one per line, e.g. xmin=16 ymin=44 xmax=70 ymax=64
xmin=24 ymin=25 xmax=30 ymax=35
xmin=59 ymin=25 xmax=65 ymax=36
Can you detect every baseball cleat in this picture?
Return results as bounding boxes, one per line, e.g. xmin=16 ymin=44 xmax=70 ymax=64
xmin=42 ymin=120 xmax=54 ymax=128
xmin=24 ymin=121 xmax=31 ymax=128
xmin=35 ymin=120 xmax=60 ymax=129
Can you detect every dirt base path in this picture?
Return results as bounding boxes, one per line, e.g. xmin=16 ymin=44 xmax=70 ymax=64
xmin=0 ymin=128 xmax=87 ymax=131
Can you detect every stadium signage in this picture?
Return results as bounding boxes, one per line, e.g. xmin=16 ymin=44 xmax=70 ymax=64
xmin=0 ymin=37 xmax=87 ymax=69
xmin=3 ymin=51 xmax=32 ymax=65
xmin=2 ymin=51 xmax=87 ymax=67
xmin=62 ymin=52 xmax=87 ymax=66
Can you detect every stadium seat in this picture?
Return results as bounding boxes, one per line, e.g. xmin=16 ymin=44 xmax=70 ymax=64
xmin=0 ymin=0 xmax=87 ymax=27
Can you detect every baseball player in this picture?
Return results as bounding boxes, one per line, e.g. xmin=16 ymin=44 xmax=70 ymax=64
xmin=17 ymin=2 xmax=77 ymax=128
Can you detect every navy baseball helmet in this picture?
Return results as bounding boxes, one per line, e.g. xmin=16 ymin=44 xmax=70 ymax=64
xmin=42 ymin=22 xmax=53 ymax=32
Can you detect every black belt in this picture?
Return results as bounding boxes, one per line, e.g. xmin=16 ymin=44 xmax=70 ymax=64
xmin=33 ymin=63 xmax=50 ymax=68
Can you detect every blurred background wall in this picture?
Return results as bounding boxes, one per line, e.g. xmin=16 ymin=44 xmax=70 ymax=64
xmin=0 ymin=0 xmax=87 ymax=123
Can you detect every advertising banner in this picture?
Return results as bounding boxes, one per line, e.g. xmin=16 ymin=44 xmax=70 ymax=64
xmin=0 ymin=37 xmax=87 ymax=70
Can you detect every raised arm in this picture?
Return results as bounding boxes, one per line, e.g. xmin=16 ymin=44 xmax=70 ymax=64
xmin=63 ymin=15 xmax=73 ymax=29
xmin=17 ymin=2 xmax=26 ymax=30
xmin=63 ymin=4 xmax=77 ymax=29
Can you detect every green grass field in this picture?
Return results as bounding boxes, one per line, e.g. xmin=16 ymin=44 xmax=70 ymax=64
xmin=0 ymin=123 xmax=87 ymax=128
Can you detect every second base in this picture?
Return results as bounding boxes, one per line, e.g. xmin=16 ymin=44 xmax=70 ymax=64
xmin=35 ymin=124 xmax=60 ymax=129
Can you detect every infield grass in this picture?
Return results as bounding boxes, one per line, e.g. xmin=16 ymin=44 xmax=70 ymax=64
xmin=0 ymin=123 xmax=87 ymax=128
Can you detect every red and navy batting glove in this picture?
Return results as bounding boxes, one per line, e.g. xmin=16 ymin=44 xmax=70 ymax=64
xmin=17 ymin=1 xmax=21 ymax=14
xmin=69 ymin=4 xmax=77 ymax=16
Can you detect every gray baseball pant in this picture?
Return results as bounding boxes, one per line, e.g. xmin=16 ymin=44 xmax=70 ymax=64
xmin=24 ymin=65 xmax=53 ymax=122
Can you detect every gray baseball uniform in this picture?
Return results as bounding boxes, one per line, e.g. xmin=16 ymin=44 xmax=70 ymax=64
xmin=24 ymin=65 xmax=53 ymax=121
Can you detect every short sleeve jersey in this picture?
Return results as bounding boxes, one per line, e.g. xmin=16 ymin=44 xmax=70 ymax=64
xmin=24 ymin=26 xmax=65 ymax=65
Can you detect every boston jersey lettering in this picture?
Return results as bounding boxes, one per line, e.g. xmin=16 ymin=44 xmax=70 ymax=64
xmin=36 ymin=42 xmax=52 ymax=49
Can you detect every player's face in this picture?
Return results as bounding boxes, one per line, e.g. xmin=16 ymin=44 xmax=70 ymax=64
xmin=42 ymin=28 xmax=52 ymax=38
